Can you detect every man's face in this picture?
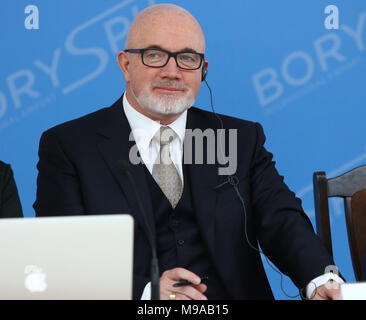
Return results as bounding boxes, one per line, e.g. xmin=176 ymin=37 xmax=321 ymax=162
xmin=118 ymin=12 xmax=207 ymax=122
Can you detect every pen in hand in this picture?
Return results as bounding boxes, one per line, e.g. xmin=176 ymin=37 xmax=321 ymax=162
xmin=173 ymin=276 xmax=209 ymax=287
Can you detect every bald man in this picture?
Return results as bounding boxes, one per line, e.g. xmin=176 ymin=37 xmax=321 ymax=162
xmin=34 ymin=4 xmax=342 ymax=300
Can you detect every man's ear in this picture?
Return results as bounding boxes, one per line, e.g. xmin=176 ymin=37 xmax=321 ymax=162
xmin=201 ymin=60 xmax=209 ymax=81
xmin=117 ymin=51 xmax=130 ymax=82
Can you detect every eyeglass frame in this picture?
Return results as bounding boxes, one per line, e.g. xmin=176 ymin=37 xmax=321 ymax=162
xmin=124 ymin=48 xmax=205 ymax=70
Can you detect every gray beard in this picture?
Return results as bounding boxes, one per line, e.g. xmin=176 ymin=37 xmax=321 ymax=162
xmin=131 ymin=84 xmax=195 ymax=116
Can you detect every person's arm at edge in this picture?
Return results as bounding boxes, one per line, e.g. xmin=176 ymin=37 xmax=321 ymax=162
xmin=0 ymin=162 xmax=23 ymax=218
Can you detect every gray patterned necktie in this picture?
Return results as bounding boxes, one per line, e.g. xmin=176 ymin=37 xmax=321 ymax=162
xmin=152 ymin=126 xmax=183 ymax=209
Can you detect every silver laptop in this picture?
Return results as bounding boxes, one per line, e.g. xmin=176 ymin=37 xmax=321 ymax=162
xmin=0 ymin=214 xmax=134 ymax=300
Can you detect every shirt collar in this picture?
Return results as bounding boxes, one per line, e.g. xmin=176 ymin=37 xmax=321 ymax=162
xmin=122 ymin=93 xmax=187 ymax=149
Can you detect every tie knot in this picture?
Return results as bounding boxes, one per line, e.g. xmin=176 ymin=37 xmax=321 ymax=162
xmin=154 ymin=126 xmax=177 ymax=146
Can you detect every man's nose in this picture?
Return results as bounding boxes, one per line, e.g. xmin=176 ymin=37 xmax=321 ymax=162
xmin=160 ymin=56 xmax=182 ymax=79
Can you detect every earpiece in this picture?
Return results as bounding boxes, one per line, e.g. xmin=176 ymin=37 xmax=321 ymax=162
xmin=201 ymin=64 xmax=208 ymax=82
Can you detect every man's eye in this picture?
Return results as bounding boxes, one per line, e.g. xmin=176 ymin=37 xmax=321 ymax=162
xmin=146 ymin=52 xmax=163 ymax=59
xmin=179 ymin=55 xmax=195 ymax=62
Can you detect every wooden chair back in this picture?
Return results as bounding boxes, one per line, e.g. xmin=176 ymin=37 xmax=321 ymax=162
xmin=313 ymin=164 xmax=366 ymax=281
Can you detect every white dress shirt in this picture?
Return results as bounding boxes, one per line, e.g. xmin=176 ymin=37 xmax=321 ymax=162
xmin=123 ymin=93 xmax=186 ymax=185
xmin=121 ymin=93 xmax=343 ymax=300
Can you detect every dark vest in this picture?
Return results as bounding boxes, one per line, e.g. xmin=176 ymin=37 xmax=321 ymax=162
xmin=144 ymin=164 xmax=231 ymax=300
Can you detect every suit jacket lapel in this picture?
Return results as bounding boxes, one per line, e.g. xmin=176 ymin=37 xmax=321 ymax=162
xmin=95 ymin=96 xmax=156 ymax=242
xmin=185 ymin=109 xmax=224 ymax=259
xmin=186 ymin=109 xmax=240 ymax=298
xmin=95 ymin=99 xmax=228 ymax=281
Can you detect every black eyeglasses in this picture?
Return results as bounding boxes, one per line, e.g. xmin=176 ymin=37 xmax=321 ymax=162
xmin=124 ymin=48 xmax=204 ymax=70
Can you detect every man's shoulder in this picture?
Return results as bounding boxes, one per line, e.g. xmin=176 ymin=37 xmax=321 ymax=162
xmin=41 ymin=95 xmax=123 ymax=140
xmin=38 ymin=96 xmax=124 ymax=150
xmin=44 ymin=106 xmax=110 ymax=137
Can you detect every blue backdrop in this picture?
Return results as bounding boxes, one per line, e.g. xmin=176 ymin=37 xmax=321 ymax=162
xmin=1 ymin=0 xmax=365 ymax=299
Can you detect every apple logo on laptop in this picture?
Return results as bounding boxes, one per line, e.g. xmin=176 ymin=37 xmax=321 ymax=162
xmin=24 ymin=265 xmax=47 ymax=293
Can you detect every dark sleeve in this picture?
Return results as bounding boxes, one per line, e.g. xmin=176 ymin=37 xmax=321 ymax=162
xmin=0 ymin=162 xmax=23 ymax=218
xmin=133 ymin=275 xmax=151 ymax=300
xmin=251 ymin=123 xmax=335 ymax=290
xmin=33 ymin=130 xmax=85 ymax=217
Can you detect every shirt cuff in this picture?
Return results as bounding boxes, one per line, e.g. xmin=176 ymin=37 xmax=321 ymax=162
xmin=140 ymin=282 xmax=151 ymax=300
xmin=306 ymin=272 xmax=344 ymax=298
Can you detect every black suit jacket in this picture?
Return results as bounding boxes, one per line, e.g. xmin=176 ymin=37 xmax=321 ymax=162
xmin=0 ymin=161 xmax=23 ymax=218
xmin=34 ymin=95 xmax=334 ymax=299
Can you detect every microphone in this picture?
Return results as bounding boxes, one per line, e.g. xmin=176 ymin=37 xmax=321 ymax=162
xmin=117 ymin=159 xmax=160 ymax=300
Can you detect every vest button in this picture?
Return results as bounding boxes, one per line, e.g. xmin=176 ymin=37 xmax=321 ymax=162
xmin=177 ymin=239 xmax=185 ymax=245
xmin=171 ymin=220 xmax=180 ymax=228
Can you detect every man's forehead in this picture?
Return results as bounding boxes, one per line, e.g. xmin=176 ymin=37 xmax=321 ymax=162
xmin=131 ymin=24 xmax=204 ymax=51
xmin=142 ymin=44 xmax=203 ymax=54
xmin=126 ymin=7 xmax=205 ymax=52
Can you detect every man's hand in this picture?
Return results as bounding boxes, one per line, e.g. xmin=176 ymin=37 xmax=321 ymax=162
xmin=311 ymin=280 xmax=341 ymax=300
xmin=160 ymin=267 xmax=207 ymax=300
